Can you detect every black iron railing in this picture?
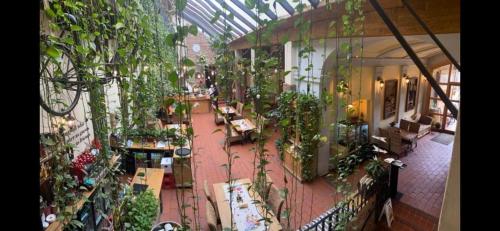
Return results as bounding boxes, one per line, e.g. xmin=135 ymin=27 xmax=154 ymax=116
xmin=300 ymin=172 xmax=390 ymax=231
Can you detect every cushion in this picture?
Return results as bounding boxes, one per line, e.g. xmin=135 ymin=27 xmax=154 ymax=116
xmin=418 ymin=115 xmax=433 ymax=125
xmin=419 ymin=124 xmax=431 ymax=132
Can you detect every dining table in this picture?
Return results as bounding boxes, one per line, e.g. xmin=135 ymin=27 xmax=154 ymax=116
xmin=231 ymin=119 xmax=256 ymax=143
xmin=213 ymin=178 xmax=282 ymax=231
xmin=230 ymin=119 xmax=256 ymax=133
xmin=218 ymin=105 xmax=237 ymax=115
xmin=131 ymin=168 xmax=164 ymax=212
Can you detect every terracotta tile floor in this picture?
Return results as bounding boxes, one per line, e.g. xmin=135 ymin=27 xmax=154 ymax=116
xmin=376 ymin=200 xmax=439 ymax=231
xmin=158 ymin=113 xmax=337 ymax=230
xmin=397 ymin=132 xmax=454 ymax=218
xmin=152 ymin=112 xmax=454 ymax=230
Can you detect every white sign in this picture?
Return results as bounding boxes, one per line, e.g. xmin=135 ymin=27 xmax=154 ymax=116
xmin=378 ymin=198 xmax=394 ymax=228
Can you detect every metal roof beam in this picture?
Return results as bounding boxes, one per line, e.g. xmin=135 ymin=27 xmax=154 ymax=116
xmin=190 ymin=0 xmax=248 ymax=35
xmin=212 ymin=0 xmax=256 ymax=30
xmin=308 ymin=0 xmax=320 ymax=9
xmin=183 ymin=8 xmax=225 ymax=36
xmin=185 ymin=5 xmax=240 ymax=38
xmin=197 ymin=0 xmax=250 ymax=34
xmin=230 ymin=0 xmax=259 ymax=21
xmin=277 ymin=0 xmax=295 ymax=15
xmin=257 ymin=0 xmax=277 ymax=20
xmin=181 ymin=12 xmax=218 ymax=37
xmin=186 ymin=3 xmax=226 ymax=33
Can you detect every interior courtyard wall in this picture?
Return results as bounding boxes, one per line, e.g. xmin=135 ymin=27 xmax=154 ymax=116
xmin=397 ymin=65 xmax=422 ymax=121
xmin=40 ymin=91 xmax=95 ymax=158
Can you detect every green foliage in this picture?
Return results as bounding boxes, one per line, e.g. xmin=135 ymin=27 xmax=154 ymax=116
xmin=123 ymin=190 xmax=159 ymax=231
xmin=274 ymin=91 xmax=297 ymax=159
xmin=365 ymin=157 xmax=385 ymax=180
xmin=297 ymin=94 xmax=321 ymax=181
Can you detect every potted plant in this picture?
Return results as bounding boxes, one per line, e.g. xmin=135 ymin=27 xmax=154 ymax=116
xmin=365 ymin=157 xmax=385 ymax=180
xmin=434 ymin=122 xmax=441 ymax=130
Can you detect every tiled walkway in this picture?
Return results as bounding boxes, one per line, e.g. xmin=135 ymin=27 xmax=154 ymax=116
xmin=154 ymin=112 xmax=454 ymax=230
xmin=397 ymin=132 xmax=454 ymax=218
xmin=158 ymin=113 xmax=337 ymax=230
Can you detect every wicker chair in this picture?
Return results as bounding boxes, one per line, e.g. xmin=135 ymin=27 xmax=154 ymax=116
xmin=223 ymin=119 xmax=243 ymax=145
xmin=232 ymin=102 xmax=245 ymax=120
xmin=399 ymin=119 xmax=411 ymax=131
xmin=267 ymin=184 xmax=285 ymax=223
xmin=407 ymin=122 xmax=420 ymax=148
xmin=388 ymin=127 xmax=408 ymax=157
xmin=213 ymin=105 xmax=225 ymax=125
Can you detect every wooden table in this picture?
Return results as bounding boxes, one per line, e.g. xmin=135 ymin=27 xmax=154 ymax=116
xmin=213 ymin=178 xmax=282 ymax=231
xmin=127 ymin=141 xmax=178 ymax=151
xmin=164 ymin=123 xmax=187 ymax=132
xmin=130 ymin=168 xmax=164 ymax=214
xmin=131 ymin=168 xmax=165 ymax=200
xmin=218 ymin=105 xmax=237 ymax=115
xmin=165 ymin=94 xmax=211 ymax=114
xmin=230 ymin=119 xmax=256 ymax=132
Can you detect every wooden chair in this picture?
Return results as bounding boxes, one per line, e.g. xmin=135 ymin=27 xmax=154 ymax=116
xmin=408 ymin=122 xmax=420 ymax=148
xmin=223 ymin=119 xmax=243 ymax=145
xmin=206 ymin=201 xmax=219 ymax=231
xmin=213 ymin=105 xmax=224 ymax=125
xmin=232 ymin=102 xmax=245 ymax=120
xmin=267 ymin=184 xmax=285 ymax=222
xmin=388 ymin=127 xmax=408 ymax=157
xmin=204 ymin=180 xmax=221 ymax=229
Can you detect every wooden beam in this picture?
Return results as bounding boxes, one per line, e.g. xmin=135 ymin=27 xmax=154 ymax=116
xmin=229 ymin=0 xmax=459 ymax=50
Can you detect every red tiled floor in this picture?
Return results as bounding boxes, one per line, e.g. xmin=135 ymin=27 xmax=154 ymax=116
xmin=154 ymin=112 xmax=453 ymax=230
xmin=397 ymin=132 xmax=453 ymax=218
xmin=376 ymin=200 xmax=439 ymax=231
xmin=157 ymin=113 xmax=337 ymax=230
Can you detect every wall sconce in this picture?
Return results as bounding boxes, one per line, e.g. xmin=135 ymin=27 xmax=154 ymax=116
xmin=377 ymin=77 xmax=384 ymax=88
xmin=403 ymin=74 xmax=410 ymax=84
xmin=66 ymin=115 xmax=76 ymax=130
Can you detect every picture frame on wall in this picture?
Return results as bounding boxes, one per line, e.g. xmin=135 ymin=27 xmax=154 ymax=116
xmin=405 ymin=78 xmax=418 ymax=112
xmin=383 ymin=79 xmax=398 ymax=119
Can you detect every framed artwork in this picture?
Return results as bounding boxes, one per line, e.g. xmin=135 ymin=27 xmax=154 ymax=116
xmin=405 ymin=78 xmax=418 ymax=112
xmin=383 ymin=79 xmax=398 ymax=119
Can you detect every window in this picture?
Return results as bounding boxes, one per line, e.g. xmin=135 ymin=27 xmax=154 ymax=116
xmin=427 ymin=64 xmax=460 ymax=132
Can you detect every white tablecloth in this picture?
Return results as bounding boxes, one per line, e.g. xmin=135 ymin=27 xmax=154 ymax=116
xmin=223 ymin=183 xmax=266 ymax=231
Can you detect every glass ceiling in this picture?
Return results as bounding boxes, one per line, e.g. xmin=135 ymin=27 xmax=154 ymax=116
xmin=176 ymin=0 xmax=319 ymax=39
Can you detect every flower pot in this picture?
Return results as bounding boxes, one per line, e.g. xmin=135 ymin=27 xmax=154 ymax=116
xmin=50 ymin=204 xmax=58 ymax=214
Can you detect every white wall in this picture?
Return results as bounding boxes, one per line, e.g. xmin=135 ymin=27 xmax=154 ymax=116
xmin=291 ymin=40 xmax=336 ymax=97
xmin=40 ymin=91 xmax=95 ymax=157
xmin=438 ymin=113 xmax=460 ymax=231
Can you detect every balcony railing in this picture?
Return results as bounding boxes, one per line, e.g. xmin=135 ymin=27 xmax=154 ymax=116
xmin=299 ymin=172 xmax=390 ymax=231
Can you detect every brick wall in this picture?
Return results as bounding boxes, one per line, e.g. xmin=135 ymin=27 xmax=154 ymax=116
xmin=184 ymin=32 xmax=215 ymax=65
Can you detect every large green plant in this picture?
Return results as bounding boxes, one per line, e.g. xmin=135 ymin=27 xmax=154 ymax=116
xmin=297 ymin=94 xmax=321 ymax=181
xmin=275 ymin=91 xmax=298 ymax=159
xmin=123 ymin=190 xmax=159 ymax=231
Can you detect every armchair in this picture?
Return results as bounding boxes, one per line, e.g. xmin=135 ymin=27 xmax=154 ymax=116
xmin=416 ymin=115 xmax=433 ymax=138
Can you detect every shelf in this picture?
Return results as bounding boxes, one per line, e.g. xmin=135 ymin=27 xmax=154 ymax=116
xmin=45 ymin=155 xmax=120 ymax=231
